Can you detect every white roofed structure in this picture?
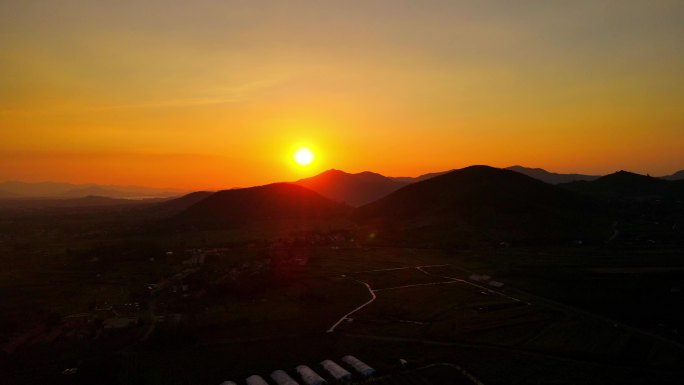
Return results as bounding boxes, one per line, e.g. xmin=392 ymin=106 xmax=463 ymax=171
xmin=341 ymin=355 xmax=375 ymax=377
xmin=220 ymin=382 xmax=237 ymax=385
xmin=271 ymin=370 xmax=299 ymax=385
xmin=246 ymin=375 xmax=270 ymax=385
xmin=296 ymin=365 xmax=327 ymax=385
xmin=320 ymin=360 xmax=352 ymax=382
xmin=295 ymin=365 xmax=328 ymax=385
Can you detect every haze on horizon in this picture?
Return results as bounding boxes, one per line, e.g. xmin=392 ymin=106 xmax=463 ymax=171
xmin=1 ymin=1 xmax=683 ymax=190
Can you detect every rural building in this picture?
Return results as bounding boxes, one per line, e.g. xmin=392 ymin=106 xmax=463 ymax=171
xmin=271 ymin=370 xmax=299 ymax=385
xmin=341 ymin=355 xmax=375 ymax=377
xmin=219 ymin=382 xmax=237 ymax=385
xmin=296 ymin=365 xmax=327 ymax=385
xmin=246 ymin=375 xmax=270 ymax=385
xmin=320 ymin=360 xmax=352 ymax=382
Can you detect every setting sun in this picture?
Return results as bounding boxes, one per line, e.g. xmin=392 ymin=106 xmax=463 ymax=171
xmin=294 ymin=148 xmax=314 ymax=166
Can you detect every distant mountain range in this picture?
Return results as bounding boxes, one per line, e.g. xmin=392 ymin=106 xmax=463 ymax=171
xmin=2 ymin=164 xmax=682 ymax=246
xmin=662 ymin=170 xmax=684 ymax=181
xmin=392 ymin=166 xmax=683 ymax=185
xmin=287 ymin=166 xmax=609 ymax=206
xmin=0 ymin=195 xmax=167 ymax=211
xmin=170 ymin=165 xmax=684 ymax=243
xmin=391 ymin=166 xmax=601 ymax=185
xmin=560 ymin=170 xmax=684 ymax=199
xmin=3 ymin=166 xmax=681 ymax=202
xmin=354 ymin=165 xmax=601 ymax=244
xmin=505 ymin=166 xmax=600 ymax=184
xmin=5 ymin=164 xmax=680 ymax=245
xmin=0 ymin=181 xmax=185 ymax=199
xmin=391 ymin=170 xmax=452 ymax=184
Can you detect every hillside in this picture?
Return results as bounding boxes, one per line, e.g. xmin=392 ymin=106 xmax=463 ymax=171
xmin=392 ymin=166 xmax=600 ymax=185
xmin=354 ymin=165 xmax=602 ymax=245
xmin=145 ymin=191 xmax=214 ymax=216
xmin=295 ymin=169 xmax=407 ymax=206
xmin=175 ymin=183 xmax=349 ymax=227
xmin=506 ymin=166 xmax=600 ymax=184
xmin=661 ymin=170 xmax=684 ymax=181
xmin=559 ymin=171 xmax=681 ymax=199
xmin=391 ymin=170 xmax=452 ymax=184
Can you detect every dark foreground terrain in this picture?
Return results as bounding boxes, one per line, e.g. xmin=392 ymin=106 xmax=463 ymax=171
xmin=2 ymin=167 xmax=684 ymax=385
xmin=1 ymin=216 xmax=684 ymax=384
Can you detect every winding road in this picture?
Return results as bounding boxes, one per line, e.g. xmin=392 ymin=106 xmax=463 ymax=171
xmin=326 ymin=264 xmax=523 ymax=333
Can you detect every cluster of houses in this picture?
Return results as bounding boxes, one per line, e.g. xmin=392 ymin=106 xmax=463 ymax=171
xmin=222 ymin=356 xmax=375 ymax=385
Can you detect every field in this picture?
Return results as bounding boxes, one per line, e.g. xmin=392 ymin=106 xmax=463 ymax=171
xmin=2 ymin=208 xmax=684 ymax=384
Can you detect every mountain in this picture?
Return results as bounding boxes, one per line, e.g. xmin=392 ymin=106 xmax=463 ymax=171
xmin=295 ymin=169 xmax=407 ymax=206
xmin=149 ymin=191 xmax=214 ymax=215
xmin=392 ymin=166 xmax=599 ymax=185
xmin=354 ymin=165 xmax=602 ymax=245
xmin=0 ymin=189 xmax=19 ymax=198
xmin=175 ymin=183 xmax=349 ymax=227
xmin=391 ymin=170 xmax=452 ymax=183
xmin=506 ymin=166 xmax=600 ymax=184
xmin=0 ymin=195 xmax=164 ymax=211
xmin=0 ymin=181 xmax=183 ymax=198
xmin=59 ymin=186 xmax=130 ymax=198
xmin=559 ymin=170 xmax=682 ymax=199
xmin=661 ymin=170 xmax=684 ymax=181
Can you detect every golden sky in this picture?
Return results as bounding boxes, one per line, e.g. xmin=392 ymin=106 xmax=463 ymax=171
xmin=1 ymin=1 xmax=683 ymax=189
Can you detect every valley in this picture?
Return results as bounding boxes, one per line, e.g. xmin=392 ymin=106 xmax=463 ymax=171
xmin=2 ymin=166 xmax=684 ymax=384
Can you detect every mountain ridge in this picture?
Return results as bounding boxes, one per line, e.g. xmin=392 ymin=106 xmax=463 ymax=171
xmin=505 ymin=165 xmax=600 ymax=184
xmin=294 ymin=169 xmax=407 ymax=206
xmin=559 ymin=170 xmax=684 ymax=199
xmin=354 ymin=165 xmax=603 ymax=245
xmin=174 ymin=183 xmax=349 ymax=227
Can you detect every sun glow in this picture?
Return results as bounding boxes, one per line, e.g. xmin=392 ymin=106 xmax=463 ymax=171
xmin=294 ymin=148 xmax=314 ymax=166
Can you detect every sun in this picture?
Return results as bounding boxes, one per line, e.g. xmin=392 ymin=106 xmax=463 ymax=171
xmin=294 ymin=147 xmax=314 ymax=166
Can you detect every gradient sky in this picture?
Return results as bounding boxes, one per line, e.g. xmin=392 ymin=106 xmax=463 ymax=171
xmin=1 ymin=1 xmax=683 ymax=189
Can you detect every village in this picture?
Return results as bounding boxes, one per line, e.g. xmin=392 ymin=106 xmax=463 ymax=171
xmin=1 ymin=230 xmax=358 ymax=375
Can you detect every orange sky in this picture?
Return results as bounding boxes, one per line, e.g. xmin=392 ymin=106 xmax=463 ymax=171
xmin=1 ymin=1 xmax=683 ymax=190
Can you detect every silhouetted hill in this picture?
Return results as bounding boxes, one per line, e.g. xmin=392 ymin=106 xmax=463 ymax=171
xmin=661 ymin=170 xmax=684 ymax=181
xmin=559 ymin=171 xmax=682 ymax=199
xmin=392 ymin=166 xmax=600 ymax=185
xmin=506 ymin=166 xmax=600 ymax=184
xmin=391 ymin=170 xmax=451 ymax=183
xmin=175 ymin=183 xmax=349 ymax=227
xmin=295 ymin=169 xmax=407 ymax=206
xmin=149 ymin=191 xmax=214 ymax=215
xmin=355 ymin=165 xmax=603 ymax=245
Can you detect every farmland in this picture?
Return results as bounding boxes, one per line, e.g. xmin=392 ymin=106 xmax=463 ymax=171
xmin=2 ymin=210 xmax=684 ymax=384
